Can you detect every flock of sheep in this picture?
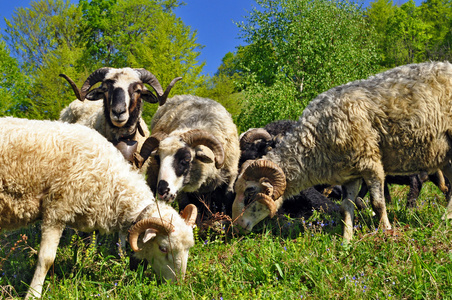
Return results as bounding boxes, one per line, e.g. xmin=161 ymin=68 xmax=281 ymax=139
xmin=2 ymin=61 xmax=452 ymax=298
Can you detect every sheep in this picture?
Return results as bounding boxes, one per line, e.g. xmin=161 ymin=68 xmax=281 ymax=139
xmin=59 ymin=67 xmax=181 ymax=166
xmin=0 ymin=117 xmax=197 ymax=299
xmin=134 ymin=95 xmax=240 ymax=217
xmin=242 ymin=120 xmax=450 ymax=210
xmin=239 ymin=120 xmax=340 ymax=217
xmin=232 ymin=61 xmax=452 ymax=241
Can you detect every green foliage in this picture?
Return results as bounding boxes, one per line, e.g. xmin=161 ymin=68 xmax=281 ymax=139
xmin=2 ymin=0 xmax=204 ymax=120
xmin=234 ymin=0 xmax=379 ymax=130
xmin=0 ymin=41 xmax=31 ymax=117
xmin=366 ymin=0 xmax=452 ymax=66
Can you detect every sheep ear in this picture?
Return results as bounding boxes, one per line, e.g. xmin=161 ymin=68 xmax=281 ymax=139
xmin=142 ymin=228 xmax=158 ymax=243
xmin=85 ymin=88 xmax=105 ymax=101
xmin=195 ymin=149 xmax=214 ymax=164
xmin=141 ymin=89 xmax=159 ymax=103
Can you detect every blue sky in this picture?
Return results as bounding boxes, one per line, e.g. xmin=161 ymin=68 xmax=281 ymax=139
xmin=0 ymin=0 xmax=423 ymax=76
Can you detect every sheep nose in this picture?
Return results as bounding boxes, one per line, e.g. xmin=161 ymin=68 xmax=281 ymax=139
xmin=157 ymin=180 xmax=170 ymax=199
xmin=112 ymin=107 xmax=127 ymax=118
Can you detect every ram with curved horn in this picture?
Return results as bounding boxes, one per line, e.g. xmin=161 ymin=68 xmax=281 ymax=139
xmin=232 ymin=61 xmax=452 ymax=242
xmin=135 ymin=95 xmax=240 ymax=217
xmin=59 ymin=67 xmax=181 ymax=171
xmin=0 ymin=117 xmax=197 ymax=299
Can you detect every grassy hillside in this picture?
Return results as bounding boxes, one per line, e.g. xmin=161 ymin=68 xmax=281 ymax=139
xmin=1 ymin=182 xmax=452 ymax=299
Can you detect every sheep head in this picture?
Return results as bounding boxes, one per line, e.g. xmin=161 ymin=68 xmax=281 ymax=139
xmin=232 ymin=159 xmax=286 ymax=232
xmin=136 ymin=129 xmax=225 ymax=202
xmin=238 ymin=128 xmax=274 ymax=166
xmin=59 ymin=68 xmax=181 ymax=128
xmin=128 ymin=204 xmax=197 ymax=282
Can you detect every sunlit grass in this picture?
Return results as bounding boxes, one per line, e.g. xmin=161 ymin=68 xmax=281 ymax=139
xmin=1 ymin=182 xmax=452 ymax=299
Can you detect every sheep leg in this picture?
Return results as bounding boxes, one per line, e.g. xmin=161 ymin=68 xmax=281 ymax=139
xmin=441 ymin=163 xmax=452 ymax=220
xmin=406 ymin=175 xmax=422 ymax=209
xmin=341 ymin=179 xmax=361 ymax=242
xmin=366 ymin=175 xmax=392 ymax=231
xmin=26 ymin=225 xmax=64 ymax=299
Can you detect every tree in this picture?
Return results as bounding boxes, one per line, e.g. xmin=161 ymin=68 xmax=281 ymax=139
xmin=234 ymin=0 xmax=379 ymax=131
xmin=3 ymin=0 xmax=205 ymax=121
xmin=419 ymin=0 xmax=452 ymax=60
xmin=0 ymin=41 xmax=31 ymax=117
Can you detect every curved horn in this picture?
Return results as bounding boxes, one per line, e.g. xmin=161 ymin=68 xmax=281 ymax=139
xmin=255 ymin=193 xmax=277 ymax=217
xmin=180 ymin=129 xmax=225 ymax=169
xmin=59 ymin=68 xmax=110 ymax=101
xmin=240 ymin=128 xmax=272 ymax=150
xmin=128 ymin=217 xmax=175 ymax=252
xmin=134 ymin=68 xmax=166 ymax=103
xmin=159 ymin=77 xmax=182 ymax=106
xmin=180 ymin=204 xmax=198 ymax=227
xmin=134 ymin=131 xmax=168 ymax=168
xmin=242 ymin=159 xmax=286 ymax=200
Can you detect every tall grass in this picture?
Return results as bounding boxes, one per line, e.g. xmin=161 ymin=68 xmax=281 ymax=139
xmin=1 ymin=183 xmax=452 ymax=299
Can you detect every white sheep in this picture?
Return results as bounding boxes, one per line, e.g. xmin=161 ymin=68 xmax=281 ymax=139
xmin=59 ymin=68 xmax=181 ymax=166
xmin=135 ymin=95 xmax=240 ymax=215
xmin=0 ymin=117 xmax=197 ymax=299
xmin=232 ymin=61 xmax=452 ymax=241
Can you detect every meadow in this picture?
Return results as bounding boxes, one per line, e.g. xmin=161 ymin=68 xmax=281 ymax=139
xmin=1 ymin=182 xmax=452 ymax=299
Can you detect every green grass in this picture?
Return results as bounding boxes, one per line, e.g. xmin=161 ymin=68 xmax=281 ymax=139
xmin=2 ymin=183 xmax=452 ymax=299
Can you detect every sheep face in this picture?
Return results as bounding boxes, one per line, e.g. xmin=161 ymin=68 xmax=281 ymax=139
xmin=84 ymin=69 xmax=155 ymax=128
xmin=139 ymin=129 xmax=225 ymax=202
xmin=133 ymin=227 xmax=194 ymax=281
xmin=232 ymin=160 xmax=286 ymax=232
xmin=60 ymin=67 xmax=176 ymax=130
xmin=155 ymin=136 xmax=217 ymax=202
xmin=233 ymin=174 xmax=285 ymax=232
xmin=129 ymin=204 xmax=197 ymax=282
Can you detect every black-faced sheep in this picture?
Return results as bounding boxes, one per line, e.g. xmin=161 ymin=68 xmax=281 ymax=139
xmin=0 ymin=117 xmax=197 ymax=299
xmin=134 ymin=95 xmax=240 ymax=217
xmin=232 ymin=61 xmax=452 ymax=241
xmin=59 ymin=68 xmax=181 ymax=167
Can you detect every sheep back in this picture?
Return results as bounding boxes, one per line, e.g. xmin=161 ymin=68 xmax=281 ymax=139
xmin=267 ymin=61 xmax=452 ymax=198
xmin=0 ymin=117 xmax=152 ymax=233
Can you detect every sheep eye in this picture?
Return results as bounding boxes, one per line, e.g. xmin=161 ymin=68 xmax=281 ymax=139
xmin=159 ymin=245 xmax=168 ymax=253
xmin=244 ymin=187 xmax=256 ymax=198
xmin=244 ymin=187 xmax=257 ymax=205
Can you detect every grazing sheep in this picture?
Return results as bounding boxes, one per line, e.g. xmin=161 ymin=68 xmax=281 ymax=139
xmin=241 ymin=120 xmax=449 ymax=210
xmin=135 ymin=95 xmax=240 ymax=216
xmin=239 ymin=120 xmax=339 ymax=217
xmin=232 ymin=61 xmax=452 ymax=241
xmin=59 ymin=67 xmax=181 ymax=166
xmin=0 ymin=117 xmax=197 ymax=299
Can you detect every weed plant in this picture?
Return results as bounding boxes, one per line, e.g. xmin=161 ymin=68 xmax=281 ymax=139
xmin=1 ymin=182 xmax=452 ymax=299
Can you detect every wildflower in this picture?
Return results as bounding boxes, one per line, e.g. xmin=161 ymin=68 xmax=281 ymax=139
xmin=284 ymin=246 xmax=287 ymax=251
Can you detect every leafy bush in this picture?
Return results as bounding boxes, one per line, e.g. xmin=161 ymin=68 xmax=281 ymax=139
xmin=235 ymin=0 xmax=380 ymax=130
